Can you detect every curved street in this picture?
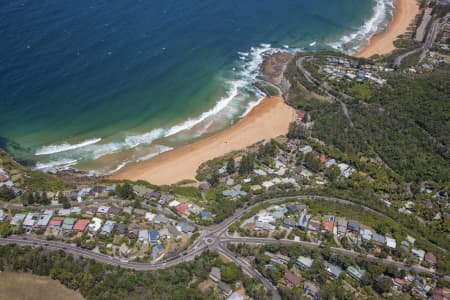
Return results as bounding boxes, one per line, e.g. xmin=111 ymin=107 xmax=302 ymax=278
xmin=1 ymin=194 xmax=447 ymax=299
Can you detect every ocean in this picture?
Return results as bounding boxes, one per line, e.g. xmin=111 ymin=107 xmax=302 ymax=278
xmin=0 ymin=0 xmax=394 ymax=174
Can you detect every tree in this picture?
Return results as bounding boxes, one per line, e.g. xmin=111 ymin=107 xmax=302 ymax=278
xmin=373 ymin=276 xmax=392 ymax=294
xmin=239 ymin=154 xmax=255 ymax=176
xmin=0 ymin=186 xmax=15 ymax=201
xmin=325 ymin=165 xmax=341 ymax=182
xmin=226 ymin=158 xmax=235 ymax=174
xmin=117 ymin=182 xmax=135 ymax=199
xmin=208 ymin=172 xmax=219 ymax=187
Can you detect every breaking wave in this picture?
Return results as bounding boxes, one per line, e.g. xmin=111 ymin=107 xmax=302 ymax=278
xmin=329 ymin=0 xmax=394 ymax=53
xmin=35 ymin=138 xmax=101 ymax=155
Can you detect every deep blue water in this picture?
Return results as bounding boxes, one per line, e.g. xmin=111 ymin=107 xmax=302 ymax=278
xmin=0 ymin=0 xmax=386 ymax=172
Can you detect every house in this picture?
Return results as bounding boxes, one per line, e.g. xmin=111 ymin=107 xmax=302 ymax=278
xmin=297 ymin=213 xmax=311 ymax=229
xmin=308 ymin=220 xmax=321 ymax=232
xmin=296 ymin=256 xmax=313 ymax=269
xmin=10 ymin=213 xmax=26 ymax=226
xmin=283 ymin=219 xmax=296 ymax=228
xmin=168 ymin=200 xmax=180 ymax=208
xmin=154 ymin=214 xmax=169 ymax=225
xmin=347 ymin=266 xmax=365 ymax=281
xmin=105 ymin=184 xmax=116 ymax=192
xmin=360 ymin=229 xmax=372 ymax=241
xmin=81 ymin=206 xmax=97 ymax=216
xmin=23 ymin=213 xmax=39 ymax=228
xmin=145 ymin=191 xmax=161 ymax=200
xmin=159 ymin=194 xmax=174 ymax=205
xmin=158 ymin=228 xmax=170 ymax=239
xmin=386 ymin=237 xmax=396 ymax=249
xmin=322 ymin=216 xmax=334 ymax=232
xmin=70 ymin=207 xmax=81 ymax=215
xmin=326 ymin=159 xmax=337 ymax=168
xmin=89 ymin=217 xmax=103 ymax=232
xmin=36 ymin=210 xmax=53 ymax=228
xmin=127 ymin=223 xmax=140 ymax=238
xmin=227 ymin=292 xmax=244 ymax=300
xmin=48 ymin=217 xmax=64 ymax=229
xmin=177 ymin=222 xmax=194 ymax=233
xmin=108 ymin=206 xmax=122 ymax=216
xmin=62 ymin=218 xmax=77 ymax=231
xmin=325 ymin=262 xmax=343 ymax=279
xmin=101 ymin=220 xmax=116 ymax=234
xmin=133 ymin=185 xmax=152 ymax=197
xmin=304 ymin=281 xmax=320 ymax=300
xmin=347 ymin=220 xmax=360 ymax=233
xmin=393 ymin=278 xmax=405 ymax=290
xmin=139 ymin=229 xmax=149 ymax=242
xmin=299 ymin=145 xmax=312 ymax=154
xmin=176 ymin=203 xmax=189 ymax=215
xmin=425 ymin=252 xmax=437 ymax=266
xmin=0 ymin=210 xmax=6 ymax=222
xmin=337 ymin=220 xmax=347 ymax=235
xmin=133 ymin=208 xmax=146 ymax=217
xmin=97 ymin=206 xmax=110 ymax=214
xmin=372 ymin=233 xmax=385 ymax=245
xmin=149 ymin=229 xmax=159 ymax=244
xmin=152 ymin=244 xmax=164 ymax=260
xmin=254 ymin=221 xmax=275 ymax=232
xmin=58 ymin=209 xmax=71 ymax=216
xmin=287 ymin=203 xmax=306 ymax=212
xmin=218 ymin=281 xmax=233 ymax=296
xmin=265 ymin=252 xmax=290 ymax=265
xmin=117 ymin=223 xmax=126 ymax=235
xmin=73 ymin=219 xmax=89 ymax=232
xmin=209 ymin=267 xmax=221 ymax=282
xmin=145 ymin=212 xmax=156 ymax=222
xmin=168 ymin=224 xmax=182 ymax=240
xmin=284 ymin=271 xmax=302 ymax=287
xmin=201 ymin=211 xmax=213 ymax=219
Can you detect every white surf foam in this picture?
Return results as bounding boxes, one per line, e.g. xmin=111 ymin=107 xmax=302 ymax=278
xmin=309 ymin=41 xmax=317 ymax=47
xmin=329 ymin=0 xmax=393 ymax=53
xmin=35 ymin=138 xmax=102 ymax=156
xmin=34 ymin=159 xmax=78 ymax=170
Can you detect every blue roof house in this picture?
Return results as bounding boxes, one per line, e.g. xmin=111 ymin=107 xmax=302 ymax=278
xmin=149 ymin=229 xmax=160 ymax=244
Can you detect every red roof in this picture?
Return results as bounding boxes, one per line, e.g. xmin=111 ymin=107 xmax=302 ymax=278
xmin=176 ymin=203 xmax=189 ymax=214
xmin=285 ymin=272 xmax=302 ymax=286
xmin=394 ymin=278 xmax=405 ymax=286
xmin=73 ymin=219 xmax=89 ymax=231
xmin=49 ymin=217 xmax=63 ymax=227
xmin=296 ymin=112 xmax=305 ymax=120
xmin=322 ymin=220 xmax=334 ymax=232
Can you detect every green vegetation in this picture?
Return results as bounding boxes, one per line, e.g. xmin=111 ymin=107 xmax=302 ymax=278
xmin=0 ymin=245 xmax=270 ymax=300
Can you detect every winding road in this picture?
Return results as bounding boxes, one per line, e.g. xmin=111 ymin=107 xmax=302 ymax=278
xmin=1 ymin=194 xmax=447 ymax=299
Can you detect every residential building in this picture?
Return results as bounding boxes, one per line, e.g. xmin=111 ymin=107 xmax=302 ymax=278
xmin=322 ymin=216 xmax=334 ymax=232
xmin=386 ymin=237 xmax=396 ymax=249
xmin=149 ymin=229 xmax=160 ymax=244
xmin=88 ymin=217 xmax=103 ymax=232
xmin=227 ymin=292 xmax=244 ymax=300
xmin=177 ymin=222 xmax=194 ymax=233
xmin=265 ymin=252 xmax=290 ymax=265
xmin=176 ymin=203 xmax=189 ymax=215
xmin=393 ymin=278 xmax=405 ymax=290
xmin=23 ymin=213 xmax=39 ymax=228
xmin=347 ymin=220 xmax=360 ymax=233
xmin=254 ymin=221 xmax=275 ymax=232
xmin=152 ymin=244 xmax=164 ymax=261
xmin=200 ymin=211 xmax=213 ymax=219
xmin=101 ymin=220 xmax=116 ymax=234
xmin=58 ymin=209 xmax=71 ymax=216
xmin=0 ymin=210 xmax=6 ymax=222
xmin=108 ymin=206 xmax=122 ymax=216
xmin=36 ymin=210 xmax=53 ymax=228
xmin=296 ymin=256 xmax=313 ymax=269
xmin=73 ymin=219 xmax=89 ymax=232
xmin=154 ymin=214 xmax=168 ymax=225
xmin=304 ymin=281 xmax=320 ymax=300
xmin=209 ymin=267 xmax=221 ymax=282
xmin=337 ymin=220 xmax=347 ymax=235
xmin=48 ymin=217 xmax=64 ymax=229
xmin=158 ymin=228 xmax=170 ymax=239
xmin=425 ymin=252 xmax=437 ymax=266
xmin=284 ymin=271 xmax=302 ymax=288
xmin=62 ymin=218 xmax=77 ymax=231
xmin=325 ymin=262 xmax=343 ymax=279
xmin=283 ymin=219 xmax=296 ymax=228
xmin=10 ymin=213 xmax=26 ymax=226
xmin=297 ymin=213 xmax=311 ymax=229
xmin=308 ymin=220 xmax=321 ymax=232
xmin=360 ymin=229 xmax=372 ymax=241
xmin=117 ymin=223 xmax=126 ymax=235
xmin=372 ymin=233 xmax=385 ymax=245
xmin=97 ymin=205 xmax=110 ymax=214
xmin=168 ymin=224 xmax=182 ymax=240
xmin=145 ymin=212 xmax=156 ymax=222
xmin=347 ymin=266 xmax=365 ymax=281
xmin=218 ymin=281 xmax=232 ymax=296
xmin=139 ymin=229 xmax=149 ymax=242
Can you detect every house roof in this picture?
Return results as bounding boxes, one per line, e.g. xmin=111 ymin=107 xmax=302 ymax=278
xmin=176 ymin=203 xmax=189 ymax=214
xmin=322 ymin=220 xmax=334 ymax=232
xmin=62 ymin=218 xmax=77 ymax=230
xmin=425 ymin=252 xmax=437 ymax=264
xmin=200 ymin=211 xmax=212 ymax=218
xmin=296 ymin=256 xmax=313 ymax=268
xmin=73 ymin=219 xmax=89 ymax=231
xmin=285 ymin=271 xmax=302 ymax=285
xmin=177 ymin=222 xmax=194 ymax=233
xmin=149 ymin=229 xmax=159 ymax=241
xmin=49 ymin=217 xmax=64 ymax=227
xmin=154 ymin=214 xmax=168 ymax=224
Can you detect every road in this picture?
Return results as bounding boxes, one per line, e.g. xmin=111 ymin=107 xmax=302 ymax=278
xmin=393 ymin=19 xmax=439 ymax=68
xmin=1 ymin=194 xmax=448 ymax=299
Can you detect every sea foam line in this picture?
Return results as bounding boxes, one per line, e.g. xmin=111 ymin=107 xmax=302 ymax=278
xmin=329 ymin=0 xmax=393 ymax=53
xmin=35 ymin=138 xmax=102 ymax=156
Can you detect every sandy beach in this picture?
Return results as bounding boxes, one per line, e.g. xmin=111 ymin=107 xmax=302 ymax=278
xmin=356 ymin=0 xmax=419 ymax=58
xmin=112 ymin=97 xmax=295 ymax=185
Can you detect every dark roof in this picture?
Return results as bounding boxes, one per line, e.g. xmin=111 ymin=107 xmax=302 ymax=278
xmin=117 ymin=223 xmax=125 ymax=235
xmin=347 ymin=220 xmax=360 ymax=231
xmin=109 ymin=206 xmax=122 ymax=215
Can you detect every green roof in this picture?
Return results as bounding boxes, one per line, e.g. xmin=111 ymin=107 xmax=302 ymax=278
xmin=62 ymin=217 xmax=77 ymax=230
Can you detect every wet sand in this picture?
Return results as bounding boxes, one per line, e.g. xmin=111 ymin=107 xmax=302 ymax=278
xmin=356 ymin=0 xmax=420 ymax=58
xmin=112 ymin=96 xmax=295 ymax=185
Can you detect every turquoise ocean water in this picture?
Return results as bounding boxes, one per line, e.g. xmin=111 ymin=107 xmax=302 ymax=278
xmin=0 ymin=0 xmax=393 ymax=173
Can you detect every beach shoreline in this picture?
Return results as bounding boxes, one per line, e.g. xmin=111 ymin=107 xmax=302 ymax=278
xmin=355 ymin=0 xmax=420 ymax=58
xmin=111 ymin=0 xmax=420 ymax=185
xmin=112 ymin=96 xmax=295 ymax=185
